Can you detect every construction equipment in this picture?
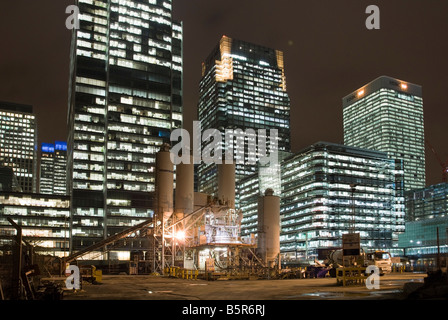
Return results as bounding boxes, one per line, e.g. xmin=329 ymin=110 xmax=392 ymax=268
xmin=325 ymin=248 xmax=392 ymax=276
xmin=79 ymin=265 xmax=102 ymax=284
xmin=425 ymin=139 xmax=448 ymax=183
xmin=364 ymin=251 xmax=392 ymax=274
xmin=62 ymin=218 xmax=154 ymax=266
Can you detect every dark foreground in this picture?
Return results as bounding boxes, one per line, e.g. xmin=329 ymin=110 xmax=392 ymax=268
xmin=62 ymin=273 xmax=426 ymax=300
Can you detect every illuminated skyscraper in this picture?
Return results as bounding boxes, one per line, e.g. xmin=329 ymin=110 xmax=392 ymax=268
xmin=39 ymin=143 xmax=55 ymax=195
xmin=198 ymin=36 xmax=291 ymax=197
xmin=0 ymin=101 xmax=37 ymax=193
xmin=343 ymin=76 xmax=425 ymax=191
xmin=54 ymin=142 xmax=68 ymax=195
xmin=67 ymin=0 xmax=183 ymax=256
xmin=39 ymin=141 xmax=68 ymax=195
xmin=280 ymin=142 xmax=405 ymax=263
xmin=0 ymin=192 xmax=70 ymax=257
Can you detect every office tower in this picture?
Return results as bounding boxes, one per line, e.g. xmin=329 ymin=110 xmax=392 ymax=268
xmin=280 ymin=142 xmax=405 ymax=263
xmin=39 ymin=143 xmax=55 ymax=194
xmin=404 ymin=183 xmax=448 ymax=221
xmin=238 ymin=151 xmax=293 ymax=238
xmin=343 ymin=76 xmax=425 ymax=191
xmin=0 ymin=191 xmax=70 ymax=257
xmin=54 ymin=141 xmax=68 ymax=195
xmin=39 ymin=141 xmax=68 ymax=195
xmin=0 ymin=101 xmax=37 ymax=193
xmin=398 ymin=216 xmax=448 ymax=261
xmin=67 ymin=0 xmax=183 ymax=256
xmin=198 ymin=36 xmax=291 ymax=197
xmin=238 ymin=172 xmax=261 ymax=240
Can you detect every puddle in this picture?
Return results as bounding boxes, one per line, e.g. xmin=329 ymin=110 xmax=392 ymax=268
xmin=300 ymin=293 xmax=321 ymax=297
xmin=368 ymin=290 xmax=401 ymax=295
xmin=284 ymin=289 xmax=402 ymax=300
xmin=146 ymin=290 xmax=173 ymax=294
xmin=286 ymin=292 xmax=344 ymax=299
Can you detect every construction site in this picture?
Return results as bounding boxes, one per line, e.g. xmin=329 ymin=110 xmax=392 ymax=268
xmin=0 ymin=144 xmax=447 ymax=301
xmin=0 ymin=144 xmax=290 ymax=300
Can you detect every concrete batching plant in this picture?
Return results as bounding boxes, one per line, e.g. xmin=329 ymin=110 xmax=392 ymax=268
xmin=152 ymin=145 xmax=281 ymax=278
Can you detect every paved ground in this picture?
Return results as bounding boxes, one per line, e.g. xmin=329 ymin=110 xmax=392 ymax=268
xmin=62 ymin=273 xmax=426 ymax=300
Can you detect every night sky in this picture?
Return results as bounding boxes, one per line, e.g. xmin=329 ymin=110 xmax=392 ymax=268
xmin=0 ymin=0 xmax=447 ymax=187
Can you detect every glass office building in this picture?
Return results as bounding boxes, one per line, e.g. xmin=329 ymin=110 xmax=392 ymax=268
xmin=280 ymin=142 xmax=405 ymax=263
xmin=39 ymin=143 xmax=55 ymax=194
xmin=398 ymin=216 xmax=448 ymax=263
xmin=238 ymin=173 xmax=259 ymax=239
xmin=405 ymin=183 xmax=448 ymax=221
xmin=67 ymin=0 xmax=183 ymax=254
xmin=54 ymin=142 xmax=68 ymax=195
xmin=40 ymin=141 xmax=68 ymax=195
xmin=398 ymin=183 xmax=448 ymax=266
xmin=343 ymin=76 xmax=425 ymax=191
xmin=197 ymin=36 xmax=291 ymax=197
xmin=0 ymin=101 xmax=37 ymax=193
xmin=0 ymin=192 xmax=70 ymax=257
xmin=238 ymin=151 xmax=293 ymax=238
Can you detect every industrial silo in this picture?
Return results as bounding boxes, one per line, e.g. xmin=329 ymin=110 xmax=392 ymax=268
xmin=156 ymin=144 xmax=174 ymax=223
xmin=257 ymin=188 xmax=281 ymax=269
xmin=217 ymin=162 xmax=236 ymax=209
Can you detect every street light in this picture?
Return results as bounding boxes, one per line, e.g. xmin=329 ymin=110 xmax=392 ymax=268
xmin=174 ymin=230 xmax=186 ymax=241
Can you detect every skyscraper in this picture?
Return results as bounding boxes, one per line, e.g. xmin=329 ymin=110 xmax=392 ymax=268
xmin=280 ymin=142 xmax=405 ymax=263
xmin=39 ymin=141 xmax=68 ymax=195
xmin=343 ymin=76 xmax=425 ymax=191
xmin=0 ymin=192 xmax=70 ymax=257
xmin=198 ymin=36 xmax=291 ymax=197
xmin=54 ymin=141 xmax=68 ymax=195
xmin=39 ymin=143 xmax=55 ymax=195
xmin=0 ymin=101 xmax=37 ymax=193
xmin=67 ymin=0 xmax=183 ymax=256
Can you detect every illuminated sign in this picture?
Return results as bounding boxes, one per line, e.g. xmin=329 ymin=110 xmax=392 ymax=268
xmin=55 ymin=141 xmax=67 ymax=151
xmin=41 ymin=143 xmax=55 ymax=153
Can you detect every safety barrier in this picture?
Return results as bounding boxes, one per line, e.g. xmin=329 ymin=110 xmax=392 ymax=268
xmin=336 ymin=267 xmax=367 ymax=286
xmin=164 ymin=267 xmax=198 ymax=280
xmin=392 ymin=265 xmax=406 ymax=273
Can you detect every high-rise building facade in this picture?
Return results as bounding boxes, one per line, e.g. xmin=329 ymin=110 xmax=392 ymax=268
xmin=0 ymin=101 xmax=37 ymax=193
xmin=39 ymin=141 xmax=68 ymax=195
xmin=404 ymin=183 xmax=448 ymax=221
xmin=67 ymin=0 xmax=183 ymax=255
xmin=54 ymin=142 xmax=68 ymax=195
xmin=398 ymin=216 xmax=448 ymax=261
xmin=197 ymin=36 xmax=291 ymax=197
xmin=0 ymin=191 xmax=70 ymax=257
xmin=343 ymin=76 xmax=425 ymax=191
xmin=238 ymin=151 xmax=293 ymax=238
xmin=39 ymin=143 xmax=55 ymax=194
xmin=280 ymin=142 xmax=405 ymax=263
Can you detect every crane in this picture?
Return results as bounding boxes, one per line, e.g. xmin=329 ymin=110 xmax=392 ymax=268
xmin=425 ymin=139 xmax=448 ymax=183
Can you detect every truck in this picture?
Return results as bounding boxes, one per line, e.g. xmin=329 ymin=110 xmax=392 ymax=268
xmin=325 ymin=249 xmax=392 ymax=276
xmin=364 ymin=251 xmax=392 ymax=275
